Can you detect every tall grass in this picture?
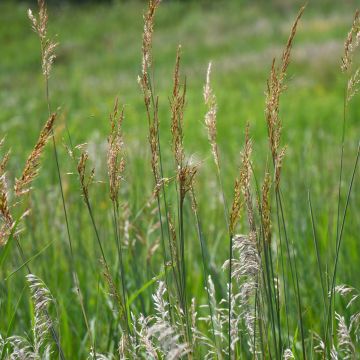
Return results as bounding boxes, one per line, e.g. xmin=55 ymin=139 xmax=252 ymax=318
xmin=0 ymin=0 xmax=359 ymax=359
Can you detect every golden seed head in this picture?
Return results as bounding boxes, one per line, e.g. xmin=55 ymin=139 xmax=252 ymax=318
xmin=148 ymin=98 xmax=160 ymax=182
xmin=170 ymin=46 xmax=186 ymax=168
xmin=28 ymin=0 xmax=58 ymax=78
xmin=77 ymin=151 xmax=94 ymax=201
xmin=0 ymin=141 xmax=13 ymax=247
xmin=167 ymin=211 xmax=178 ymax=266
xmin=140 ymin=0 xmax=161 ymax=99
xmin=260 ymin=169 xmax=272 ymax=245
xmin=342 ymin=9 xmax=360 ymax=73
xmin=178 ymin=164 xmax=197 ymax=204
xmin=265 ymin=6 xmax=304 ymax=187
xmin=107 ymin=98 xmax=126 ymax=207
xmin=15 ymin=113 xmax=56 ymax=197
xmin=229 ymin=124 xmax=253 ymax=235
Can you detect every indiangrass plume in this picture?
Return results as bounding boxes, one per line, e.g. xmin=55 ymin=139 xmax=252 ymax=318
xmin=229 ymin=177 xmax=243 ymax=236
xmin=0 ymin=175 xmax=13 ymax=246
xmin=167 ymin=210 xmax=180 ymax=280
xmin=171 ymin=45 xmax=186 ymax=169
xmin=341 ymin=10 xmax=360 ymax=73
xmin=260 ymin=168 xmax=272 ymax=245
xmin=149 ymin=102 xmax=160 ymax=185
xmin=14 ymin=113 xmax=56 ymax=197
xmin=107 ymin=98 xmax=125 ymax=208
xmin=77 ymin=150 xmax=95 ymax=201
xmin=240 ymin=124 xmax=255 ymax=233
xmin=28 ymin=0 xmax=58 ymax=79
xmin=343 ymin=11 xmax=360 ymax=102
xmin=204 ymin=62 xmax=219 ymax=169
xmin=265 ymin=6 xmax=305 ymax=187
xmin=139 ymin=0 xmax=162 ymax=187
xmin=0 ymin=140 xmax=13 ymax=246
xmin=0 ymin=137 xmax=10 ymax=176
xmin=139 ymin=0 xmax=161 ymax=104
xmin=229 ymin=126 xmax=253 ymax=235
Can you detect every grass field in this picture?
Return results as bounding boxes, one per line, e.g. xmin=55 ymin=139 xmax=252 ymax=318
xmin=0 ymin=0 xmax=359 ymax=358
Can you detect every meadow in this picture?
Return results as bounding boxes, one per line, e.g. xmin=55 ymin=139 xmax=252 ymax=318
xmin=0 ymin=0 xmax=359 ymax=358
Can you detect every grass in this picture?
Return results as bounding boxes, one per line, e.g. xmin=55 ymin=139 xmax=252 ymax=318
xmin=0 ymin=0 xmax=359 ymax=358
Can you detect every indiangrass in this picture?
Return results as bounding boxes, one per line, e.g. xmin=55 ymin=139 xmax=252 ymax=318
xmin=0 ymin=1 xmax=359 ymax=359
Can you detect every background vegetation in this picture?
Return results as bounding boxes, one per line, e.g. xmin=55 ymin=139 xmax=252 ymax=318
xmin=0 ymin=0 xmax=359 ymax=358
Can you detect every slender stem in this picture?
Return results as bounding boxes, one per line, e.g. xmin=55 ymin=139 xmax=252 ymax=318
xmin=326 ymin=87 xmax=348 ymax=351
xmin=112 ymin=203 xmax=130 ymax=334
xmin=228 ymin=233 xmax=233 ymax=358
xmin=308 ymin=191 xmax=327 ymax=327
xmin=277 ymin=191 xmax=306 ymax=359
xmin=326 ymin=142 xmax=359 ymax=352
xmin=84 ymin=197 xmax=107 ymax=265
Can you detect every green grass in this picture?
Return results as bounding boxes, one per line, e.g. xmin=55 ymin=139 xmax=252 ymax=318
xmin=0 ymin=0 xmax=359 ymax=358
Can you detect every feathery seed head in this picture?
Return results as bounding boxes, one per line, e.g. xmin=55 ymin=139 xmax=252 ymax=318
xmin=149 ymin=97 xmax=160 ymax=182
xmin=171 ymin=46 xmax=186 ymax=168
xmin=336 ymin=312 xmax=356 ymax=358
xmin=0 ymin=141 xmax=14 ymax=247
xmin=281 ymin=5 xmax=305 ymax=78
xmin=107 ymin=98 xmax=125 ymax=207
xmin=204 ymin=62 xmax=220 ymax=168
xmin=26 ymin=274 xmax=55 ymax=355
xmin=28 ymin=0 xmax=58 ymax=78
xmin=77 ymin=151 xmax=95 ymax=201
xmin=167 ymin=211 xmax=179 ymax=268
xmin=265 ymin=6 xmax=304 ymax=188
xmin=178 ymin=164 xmax=197 ymax=204
xmin=140 ymin=0 xmax=161 ymax=101
xmin=283 ymin=349 xmax=295 ymax=359
xmin=260 ymin=169 xmax=272 ymax=245
xmin=275 ymin=146 xmax=286 ymax=190
xmin=240 ymin=124 xmax=255 ymax=231
xmin=15 ymin=113 xmax=56 ymax=197
xmin=342 ymin=10 xmax=360 ymax=73
xmin=229 ymin=125 xmax=253 ymax=234
xmin=347 ymin=68 xmax=360 ymax=101
xmin=0 ymin=175 xmax=13 ymax=246
xmin=229 ymin=177 xmax=242 ymax=236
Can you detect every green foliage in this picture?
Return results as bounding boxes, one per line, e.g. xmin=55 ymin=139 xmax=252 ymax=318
xmin=0 ymin=0 xmax=359 ymax=358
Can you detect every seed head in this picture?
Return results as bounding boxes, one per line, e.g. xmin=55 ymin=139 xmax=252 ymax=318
xmin=204 ymin=62 xmax=220 ymax=168
xmin=107 ymin=98 xmax=125 ymax=207
xmin=15 ymin=113 xmax=56 ymax=197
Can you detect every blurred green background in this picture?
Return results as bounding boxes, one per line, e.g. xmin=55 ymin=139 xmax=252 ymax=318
xmin=0 ymin=0 xmax=359 ymax=357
